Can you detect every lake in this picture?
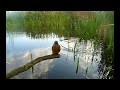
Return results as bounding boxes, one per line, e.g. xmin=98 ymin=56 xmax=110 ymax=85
xmin=6 ymin=11 xmax=114 ymax=79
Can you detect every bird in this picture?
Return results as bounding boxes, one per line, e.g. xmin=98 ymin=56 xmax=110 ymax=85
xmin=52 ymin=41 xmax=61 ymax=55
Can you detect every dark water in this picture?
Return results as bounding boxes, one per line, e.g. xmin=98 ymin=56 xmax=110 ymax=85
xmin=6 ymin=11 xmax=114 ymax=79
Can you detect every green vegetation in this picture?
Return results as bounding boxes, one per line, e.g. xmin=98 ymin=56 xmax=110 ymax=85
xmin=6 ymin=11 xmax=114 ymax=44
xmin=6 ymin=11 xmax=114 ymax=79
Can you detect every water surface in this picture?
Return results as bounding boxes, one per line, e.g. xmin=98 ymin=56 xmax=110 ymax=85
xmin=6 ymin=11 xmax=114 ymax=79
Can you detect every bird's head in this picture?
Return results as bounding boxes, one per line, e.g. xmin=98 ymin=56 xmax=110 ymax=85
xmin=54 ymin=41 xmax=58 ymax=45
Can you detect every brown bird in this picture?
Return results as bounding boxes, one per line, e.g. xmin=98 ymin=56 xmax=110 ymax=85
xmin=52 ymin=41 xmax=61 ymax=55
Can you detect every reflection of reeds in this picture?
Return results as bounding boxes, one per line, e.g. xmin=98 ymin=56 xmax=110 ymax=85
xmin=73 ymin=40 xmax=77 ymax=53
xmin=6 ymin=11 xmax=114 ymax=48
xmin=85 ymin=67 xmax=88 ymax=76
xmin=76 ymin=57 xmax=80 ymax=74
xmin=30 ymin=51 xmax=34 ymax=79
xmin=73 ymin=40 xmax=77 ymax=61
xmin=6 ymin=11 xmax=114 ymax=78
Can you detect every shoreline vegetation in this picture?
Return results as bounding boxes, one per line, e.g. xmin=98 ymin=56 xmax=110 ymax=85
xmin=6 ymin=11 xmax=114 ymax=46
xmin=6 ymin=11 xmax=114 ymax=79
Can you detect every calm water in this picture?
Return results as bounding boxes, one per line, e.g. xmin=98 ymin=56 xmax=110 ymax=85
xmin=6 ymin=11 xmax=114 ymax=79
xmin=6 ymin=32 xmax=103 ymax=79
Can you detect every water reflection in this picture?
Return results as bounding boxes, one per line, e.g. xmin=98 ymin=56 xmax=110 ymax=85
xmin=6 ymin=11 xmax=113 ymax=79
xmin=6 ymin=30 xmax=113 ymax=79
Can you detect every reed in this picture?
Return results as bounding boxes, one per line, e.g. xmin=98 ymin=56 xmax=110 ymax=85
xmin=6 ymin=11 xmax=114 ymax=48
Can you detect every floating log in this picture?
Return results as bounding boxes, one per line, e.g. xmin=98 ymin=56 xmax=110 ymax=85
xmin=6 ymin=54 xmax=60 ymax=79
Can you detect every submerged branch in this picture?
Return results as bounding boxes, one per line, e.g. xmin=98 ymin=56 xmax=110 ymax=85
xmin=60 ymin=44 xmax=73 ymax=51
xmin=6 ymin=54 xmax=60 ymax=79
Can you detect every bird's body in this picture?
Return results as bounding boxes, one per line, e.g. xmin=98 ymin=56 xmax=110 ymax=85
xmin=52 ymin=41 xmax=60 ymax=55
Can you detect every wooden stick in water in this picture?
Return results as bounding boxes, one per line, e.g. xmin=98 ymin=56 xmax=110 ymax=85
xmin=6 ymin=54 xmax=60 ymax=79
